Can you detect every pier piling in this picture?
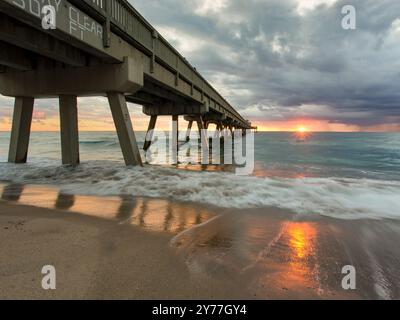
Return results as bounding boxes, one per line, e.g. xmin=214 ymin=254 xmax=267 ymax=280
xmin=196 ymin=116 xmax=209 ymax=164
xmin=59 ymin=95 xmax=80 ymax=166
xmin=172 ymin=115 xmax=179 ymax=164
xmin=144 ymin=115 xmax=157 ymax=151
xmin=8 ymin=97 xmax=34 ymax=164
xmin=185 ymin=121 xmax=193 ymax=142
xmin=107 ymin=92 xmax=142 ymax=167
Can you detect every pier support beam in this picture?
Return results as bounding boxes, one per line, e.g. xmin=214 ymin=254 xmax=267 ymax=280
xmin=214 ymin=123 xmax=222 ymax=138
xmin=59 ymin=95 xmax=80 ymax=166
xmin=185 ymin=121 xmax=193 ymax=142
xmin=107 ymin=92 xmax=142 ymax=166
xmin=196 ymin=116 xmax=209 ymax=164
xmin=196 ymin=116 xmax=204 ymax=138
xmin=171 ymin=115 xmax=179 ymax=164
xmin=8 ymin=97 xmax=34 ymax=163
xmin=144 ymin=115 xmax=157 ymax=151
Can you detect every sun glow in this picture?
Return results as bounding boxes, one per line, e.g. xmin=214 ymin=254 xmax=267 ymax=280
xmin=294 ymin=125 xmax=311 ymax=141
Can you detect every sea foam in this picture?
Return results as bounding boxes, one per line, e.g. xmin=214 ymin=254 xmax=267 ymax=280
xmin=0 ymin=160 xmax=399 ymax=220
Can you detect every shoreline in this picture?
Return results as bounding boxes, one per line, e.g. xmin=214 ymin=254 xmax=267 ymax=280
xmin=1 ymin=184 xmax=400 ymax=299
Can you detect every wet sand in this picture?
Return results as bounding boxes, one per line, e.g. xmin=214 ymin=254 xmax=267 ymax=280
xmin=1 ymin=183 xmax=400 ymax=299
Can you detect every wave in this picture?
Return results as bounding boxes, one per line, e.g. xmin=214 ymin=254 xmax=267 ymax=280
xmin=79 ymin=140 xmax=121 ymax=147
xmin=0 ymin=160 xmax=399 ymax=220
xmin=80 ymin=140 xmax=110 ymax=144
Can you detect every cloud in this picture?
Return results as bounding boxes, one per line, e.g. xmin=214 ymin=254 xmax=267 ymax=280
xmin=130 ymin=0 xmax=400 ymax=128
xmin=1 ymin=0 xmax=400 ymax=130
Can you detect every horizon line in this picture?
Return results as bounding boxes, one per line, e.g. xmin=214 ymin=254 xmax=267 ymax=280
xmin=0 ymin=130 xmax=399 ymax=133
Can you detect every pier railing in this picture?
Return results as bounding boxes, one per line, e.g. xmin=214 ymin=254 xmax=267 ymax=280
xmin=69 ymin=0 xmax=247 ymax=126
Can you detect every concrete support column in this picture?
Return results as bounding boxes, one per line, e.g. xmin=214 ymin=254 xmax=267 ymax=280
xmin=196 ymin=117 xmax=204 ymax=141
xmin=59 ymin=95 xmax=80 ymax=166
xmin=144 ymin=115 xmax=157 ymax=151
xmin=107 ymin=92 xmax=142 ymax=166
xmin=196 ymin=116 xmax=209 ymax=164
xmin=171 ymin=115 xmax=179 ymax=164
xmin=185 ymin=121 xmax=193 ymax=142
xmin=213 ymin=123 xmax=221 ymax=138
xmin=220 ymin=125 xmax=225 ymax=161
xmin=8 ymin=97 xmax=34 ymax=163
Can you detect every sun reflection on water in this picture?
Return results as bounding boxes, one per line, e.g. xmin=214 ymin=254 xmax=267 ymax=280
xmin=293 ymin=130 xmax=312 ymax=142
xmin=0 ymin=183 xmax=215 ymax=235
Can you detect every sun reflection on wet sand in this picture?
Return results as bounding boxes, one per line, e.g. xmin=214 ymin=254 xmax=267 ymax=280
xmin=172 ymin=211 xmax=328 ymax=298
xmin=281 ymin=222 xmax=319 ymax=291
xmin=2 ymin=181 xmax=394 ymax=299
xmin=248 ymin=221 xmax=320 ymax=298
xmin=126 ymin=198 xmax=213 ymax=233
xmin=238 ymin=219 xmax=321 ymax=297
xmin=287 ymin=222 xmax=316 ymax=259
xmin=68 ymin=196 xmax=123 ymax=219
xmin=0 ymin=183 xmax=215 ymax=235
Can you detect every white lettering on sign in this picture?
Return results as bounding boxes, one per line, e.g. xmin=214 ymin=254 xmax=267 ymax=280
xmin=12 ymin=0 xmax=26 ymax=9
xmin=52 ymin=0 xmax=62 ymax=12
xmin=9 ymin=0 xmax=103 ymax=43
xmin=29 ymin=0 xmax=40 ymax=18
xmin=12 ymin=0 xmax=61 ymax=12
xmin=69 ymin=6 xmax=103 ymax=41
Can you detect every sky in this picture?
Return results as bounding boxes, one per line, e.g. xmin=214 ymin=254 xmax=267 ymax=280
xmin=1 ymin=0 xmax=399 ymax=132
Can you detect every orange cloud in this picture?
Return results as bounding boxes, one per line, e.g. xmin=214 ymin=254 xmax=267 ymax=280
xmin=0 ymin=115 xmax=208 ymax=132
xmin=252 ymin=119 xmax=362 ymax=132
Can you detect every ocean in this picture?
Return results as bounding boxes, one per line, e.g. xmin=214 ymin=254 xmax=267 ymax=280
xmin=0 ymin=131 xmax=399 ymax=220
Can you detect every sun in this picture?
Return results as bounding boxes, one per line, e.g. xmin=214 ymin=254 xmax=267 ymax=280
xmin=297 ymin=126 xmax=307 ymax=133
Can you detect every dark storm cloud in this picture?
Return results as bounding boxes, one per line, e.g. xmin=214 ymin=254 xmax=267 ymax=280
xmin=130 ymin=0 xmax=400 ymax=126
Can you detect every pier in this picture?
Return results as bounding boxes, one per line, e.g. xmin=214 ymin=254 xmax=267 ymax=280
xmin=0 ymin=0 xmax=252 ymax=166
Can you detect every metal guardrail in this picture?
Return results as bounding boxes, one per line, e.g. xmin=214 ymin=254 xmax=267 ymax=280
xmin=72 ymin=0 xmax=249 ymax=127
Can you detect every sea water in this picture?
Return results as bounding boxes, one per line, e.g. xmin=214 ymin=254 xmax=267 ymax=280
xmin=0 ymin=131 xmax=399 ymax=220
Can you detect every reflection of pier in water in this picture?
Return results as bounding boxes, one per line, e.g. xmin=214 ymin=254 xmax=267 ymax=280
xmin=147 ymin=133 xmax=238 ymax=171
xmin=0 ymin=183 xmax=214 ymax=234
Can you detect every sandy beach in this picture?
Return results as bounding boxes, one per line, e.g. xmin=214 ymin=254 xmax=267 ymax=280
xmin=1 ymin=182 xmax=399 ymax=300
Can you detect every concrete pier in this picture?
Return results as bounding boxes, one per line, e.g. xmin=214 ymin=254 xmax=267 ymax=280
xmin=59 ymin=95 xmax=80 ymax=166
xmin=171 ymin=115 xmax=179 ymax=164
xmin=108 ymin=92 xmax=142 ymax=166
xmin=8 ymin=97 xmax=34 ymax=164
xmin=196 ymin=116 xmax=209 ymax=163
xmin=185 ymin=121 xmax=193 ymax=142
xmin=144 ymin=115 xmax=157 ymax=151
xmin=0 ymin=0 xmax=253 ymax=167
